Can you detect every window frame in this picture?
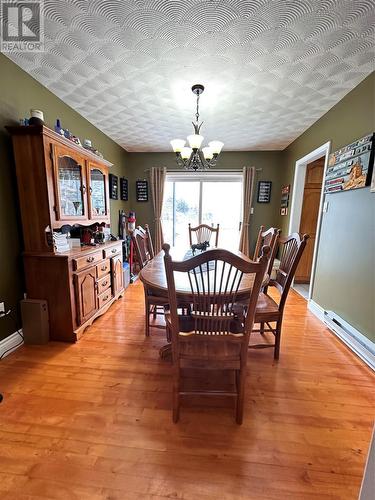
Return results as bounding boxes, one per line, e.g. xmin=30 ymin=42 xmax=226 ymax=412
xmin=163 ymin=171 xmax=243 ymax=246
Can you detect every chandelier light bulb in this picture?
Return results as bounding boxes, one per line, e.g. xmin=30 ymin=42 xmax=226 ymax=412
xmin=180 ymin=146 xmax=192 ymax=159
xmin=202 ymin=146 xmax=213 ymax=160
xmin=170 ymin=139 xmax=186 ymax=153
xmin=187 ymin=134 xmax=204 ymax=150
xmin=208 ymin=141 xmax=224 ymax=155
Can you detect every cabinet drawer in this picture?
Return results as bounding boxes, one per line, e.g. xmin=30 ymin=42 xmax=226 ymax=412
xmin=97 ymin=259 xmax=110 ymax=278
xmin=98 ymin=289 xmax=112 ymax=309
xmin=97 ymin=275 xmax=111 ymax=294
xmin=103 ymin=244 xmax=122 ymax=259
xmin=73 ymin=251 xmax=103 ymax=271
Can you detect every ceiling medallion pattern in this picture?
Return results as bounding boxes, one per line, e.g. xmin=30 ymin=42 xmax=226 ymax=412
xmin=5 ymin=0 xmax=375 ymax=152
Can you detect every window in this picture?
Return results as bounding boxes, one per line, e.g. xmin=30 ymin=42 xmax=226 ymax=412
xmin=162 ymin=172 xmax=243 ymax=249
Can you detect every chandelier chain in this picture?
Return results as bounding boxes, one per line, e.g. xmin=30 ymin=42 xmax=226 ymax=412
xmin=195 ymin=92 xmax=200 ymax=124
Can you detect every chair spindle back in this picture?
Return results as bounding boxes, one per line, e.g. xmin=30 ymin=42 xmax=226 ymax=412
xmin=188 ymin=223 xmax=220 ymax=247
xmin=272 ymin=233 xmax=309 ymax=309
xmin=131 ymin=224 xmax=154 ymax=270
xmin=253 ymin=226 xmax=281 ymax=276
xmin=163 ymin=245 xmax=270 ymax=341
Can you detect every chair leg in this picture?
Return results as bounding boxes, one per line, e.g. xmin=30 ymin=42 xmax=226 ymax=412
xmin=152 ymin=305 xmax=157 ymax=319
xmin=260 ymin=322 xmax=265 ymax=335
xmin=236 ymin=367 xmax=245 ymax=425
xmin=145 ymin=298 xmax=150 ymax=337
xmin=274 ymin=321 xmax=282 ymax=360
xmin=166 ymin=323 xmax=171 ymax=343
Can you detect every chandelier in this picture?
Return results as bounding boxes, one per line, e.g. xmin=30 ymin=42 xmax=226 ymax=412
xmin=170 ymin=84 xmax=224 ymax=171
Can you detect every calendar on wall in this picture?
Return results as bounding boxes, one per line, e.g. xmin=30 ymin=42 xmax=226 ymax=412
xmin=136 ymin=180 xmax=148 ymax=202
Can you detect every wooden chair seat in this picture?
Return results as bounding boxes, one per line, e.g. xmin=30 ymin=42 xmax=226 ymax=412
xmin=145 ymin=286 xmax=169 ymax=304
xmin=254 ymin=292 xmax=280 ymax=322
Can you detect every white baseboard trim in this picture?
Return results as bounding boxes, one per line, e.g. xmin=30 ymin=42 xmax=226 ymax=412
xmin=0 ymin=330 xmax=24 ymax=359
xmin=307 ymin=299 xmax=325 ymax=322
xmin=308 ymin=300 xmax=375 ymax=371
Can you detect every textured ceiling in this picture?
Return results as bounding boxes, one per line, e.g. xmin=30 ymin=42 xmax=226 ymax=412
xmin=5 ymin=0 xmax=375 ymax=152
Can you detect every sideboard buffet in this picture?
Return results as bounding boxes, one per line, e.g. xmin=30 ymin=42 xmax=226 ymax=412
xmin=7 ymin=125 xmax=124 ymax=342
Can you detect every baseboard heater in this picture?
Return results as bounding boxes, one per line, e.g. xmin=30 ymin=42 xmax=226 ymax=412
xmin=323 ymin=310 xmax=375 ymax=371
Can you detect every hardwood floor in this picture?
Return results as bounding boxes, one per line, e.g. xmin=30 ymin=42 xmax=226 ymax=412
xmin=0 ymin=282 xmax=373 ymax=499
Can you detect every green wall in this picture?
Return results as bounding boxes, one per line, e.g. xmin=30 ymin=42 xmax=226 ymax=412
xmin=127 ymin=151 xmax=284 ymax=252
xmin=282 ymin=72 xmax=375 ymax=342
xmin=0 ymin=54 xmax=128 ymax=340
xmin=1 ymin=52 xmax=373 ymax=345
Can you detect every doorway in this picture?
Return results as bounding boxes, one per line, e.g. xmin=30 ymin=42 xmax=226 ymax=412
xmin=288 ymin=142 xmax=331 ymax=300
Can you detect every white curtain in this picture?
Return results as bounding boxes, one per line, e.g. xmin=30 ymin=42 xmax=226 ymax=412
xmin=150 ymin=167 xmax=166 ymax=253
xmin=239 ymin=166 xmax=255 ymax=256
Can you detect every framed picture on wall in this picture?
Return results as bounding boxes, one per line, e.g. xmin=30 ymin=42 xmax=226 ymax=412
xmin=109 ymin=174 xmax=118 ymax=200
xmin=136 ymin=179 xmax=148 ymax=202
xmin=371 ymin=166 xmax=375 ymax=193
xmin=257 ymin=181 xmax=272 ymax=203
xmin=280 ymin=207 xmax=288 ymax=216
xmin=120 ymin=177 xmax=128 ymax=201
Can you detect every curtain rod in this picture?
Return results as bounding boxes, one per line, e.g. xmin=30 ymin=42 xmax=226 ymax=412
xmin=143 ymin=168 xmax=263 ymax=173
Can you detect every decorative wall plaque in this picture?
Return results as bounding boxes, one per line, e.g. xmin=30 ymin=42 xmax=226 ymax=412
xmin=120 ymin=177 xmax=128 ymax=201
xmin=324 ymin=133 xmax=374 ymax=194
xmin=136 ymin=179 xmax=148 ymax=202
xmin=257 ymin=181 xmax=272 ymax=203
xmin=109 ymin=174 xmax=118 ymax=200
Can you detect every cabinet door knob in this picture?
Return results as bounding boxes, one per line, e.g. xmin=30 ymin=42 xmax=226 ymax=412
xmin=82 ymin=185 xmax=86 ymax=194
xmin=111 ymin=249 xmax=117 ymax=253
xmin=102 ymin=281 xmax=108 ymax=287
xmin=89 ymin=187 xmax=93 ymax=194
xmin=101 ymin=265 xmax=107 ymax=271
xmin=87 ymin=256 xmax=94 ymax=262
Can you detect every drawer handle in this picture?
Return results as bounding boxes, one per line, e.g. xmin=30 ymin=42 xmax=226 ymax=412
xmin=87 ymin=256 xmax=95 ymax=263
xmin=101 ymin=265 xmax=107 ymax=271
xmin=103 ymin=295 xmax=109 ymax=301
xmin=101 ymin=281 xmax=108 ymax=287
xmin=111 ymin=249 xmax=117 ymax=254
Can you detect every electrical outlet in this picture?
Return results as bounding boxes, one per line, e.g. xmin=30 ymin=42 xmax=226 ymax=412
xmin=0 ymin=302 xmax=5 ymax=314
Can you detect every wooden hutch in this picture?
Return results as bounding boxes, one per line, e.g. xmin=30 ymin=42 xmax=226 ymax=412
xmin=7 ymin=125 xmax=124 ymax=342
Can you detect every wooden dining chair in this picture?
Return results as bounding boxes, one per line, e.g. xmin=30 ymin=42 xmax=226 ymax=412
xmin=253 ymin=226 xmax=281 ymax=278
xmin=130 ymin=225 xmax=166 ymax=337
xmin=163 ymin=243 xmax=270 ymax=424
xmin=131 ymin=224 xmax=154 ymax=270
xmin=188 ymin=223 xmax=220 ymax=247
xmin=251 ymin=233 xmax=309 ymax=359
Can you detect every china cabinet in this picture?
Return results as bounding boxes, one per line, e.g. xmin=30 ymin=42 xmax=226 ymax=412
xmin=7 ymin=125 xmax=124 ymax=342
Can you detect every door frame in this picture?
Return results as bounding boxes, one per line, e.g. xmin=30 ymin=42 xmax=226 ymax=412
xmin=164 ymin=171 xmax=243 ymax=246
xmin=288 ymin=141 xmax=331 ymax=300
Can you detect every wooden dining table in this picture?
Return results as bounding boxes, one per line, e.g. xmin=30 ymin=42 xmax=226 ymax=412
xmin=139 ymin=246 xmax=267 ymax=359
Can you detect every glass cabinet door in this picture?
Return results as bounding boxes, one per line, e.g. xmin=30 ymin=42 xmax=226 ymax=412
xmin=88 ymin=163 xmax=109 ymax=220
xmin=56 ymin=154 xmax=87 ymax=219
